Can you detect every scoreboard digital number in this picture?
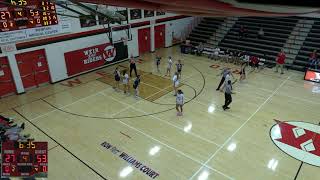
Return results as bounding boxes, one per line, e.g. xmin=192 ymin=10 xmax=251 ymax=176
xmin=1 ymin=141 xmax=48 ymax=178
xmin=0 ymin=0 xmax=58 ymax=32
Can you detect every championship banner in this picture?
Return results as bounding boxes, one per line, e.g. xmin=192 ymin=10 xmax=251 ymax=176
xmin=64 ymin=42 xmax=128 ymax=76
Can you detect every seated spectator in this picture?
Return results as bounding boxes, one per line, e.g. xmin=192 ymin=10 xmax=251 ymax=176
xmin=309 ymin=50 xmax=318 ymax=70
xmin=258 ymin=54 xmax=267 ymax=71
xmin=239 ymin=25 xmax=247 ymax=39
xmin=258 ymin=28 xmax=264 ymax=39
xmin=249 ymin=55 xmax=259 ymax=71
xmin=208 ymin=47 xmax=221 ymax=60
xmin=196 ymin=42 xmax=204 ymax=56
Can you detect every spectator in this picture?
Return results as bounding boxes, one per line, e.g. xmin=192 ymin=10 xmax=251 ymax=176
xmin=196 ymin=42 xmax=204 ymax=56
xmin=239 ymin=25 xmax=246 ymax=39
xmin=209 ymin=47 xmax=220 ymax=60
xmin=249 ymin=55 xmax=259 ymax=71
xmin=275 ymin=49 xmax=286 ymax=74
xmin=258 ymin=28 xmax=264 ymax=39
xmin=309 ymin=50 xmax=318 ymax=70
xmin=258 ymin=54 xmax=266 ymax=71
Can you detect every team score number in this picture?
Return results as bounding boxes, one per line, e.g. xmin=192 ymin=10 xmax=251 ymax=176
xmin=4 ymin=165 xmax=16 ymax=173
xmin=19 ymin=141 xmax=36 ymax=149
xmin=36 ymin=154 xmax=47 ymax=163
xmin=4 ymin=154 xmax=16 ymax=163
xmin=29 ymin=9 xmax=39 ymax=17
xmin=10 ymin=0 xmax=27 ymax=6
xmin=0 ymin=11 xmax=11 ymax=20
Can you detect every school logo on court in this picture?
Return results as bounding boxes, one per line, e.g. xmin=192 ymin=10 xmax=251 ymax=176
xmin=103 ymin=45 xmax=116 ymax=62
xmin=270 ymin=120 xmax=320 ymax=166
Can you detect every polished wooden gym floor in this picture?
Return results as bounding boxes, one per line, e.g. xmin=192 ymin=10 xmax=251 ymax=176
xmin=1 ymin=46 xmax=320 ymax=180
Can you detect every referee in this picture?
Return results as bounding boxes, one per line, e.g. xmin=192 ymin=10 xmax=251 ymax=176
xmin=129 ymin=55 xmax=137 ymax=77
xmin=223 ymin=80 xmax=233 ymax=110
xmin=216 ymin=68 xmax=232 ymax=91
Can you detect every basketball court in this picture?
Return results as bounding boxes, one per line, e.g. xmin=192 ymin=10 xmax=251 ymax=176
xmin=0 ymin=46 xmax=319 ymax=179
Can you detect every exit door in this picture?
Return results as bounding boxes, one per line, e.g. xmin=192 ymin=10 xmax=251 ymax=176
xmin=0 ymin=57 xmax=16 ymax=97
xmin=138 ymin=28 xmax=151 ymax=54
xmin=155 ymin=24 xmax=166 ymax=49
xmin=15 ymin=49 xmax=50 ymax=90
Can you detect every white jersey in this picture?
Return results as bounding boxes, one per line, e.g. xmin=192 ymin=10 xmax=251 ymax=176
xmin=225 ymin=74 xmax=231 ymax=83
xmin=214 ymin=48 xmax=220 ymax=55
xmin=123 ymin=74 xmax=129 ymax=84
xmin=176 ymin=93 xmax=184 ymax=105
xmin=173 ymin=75 xmax=179 ymax=87
xmin=167 ymin=59 xmax=173 ymax=69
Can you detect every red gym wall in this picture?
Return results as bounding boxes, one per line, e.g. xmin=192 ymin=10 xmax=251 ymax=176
xmin=15 ymin=49 xmax=51 ymax=90
xmin=0 ymin=57 xmax=16 ymax=97
xmin=138 ymin=27 xmax=151 ymax=54
xmin=154 ymin=24 xmax=166 ymax=49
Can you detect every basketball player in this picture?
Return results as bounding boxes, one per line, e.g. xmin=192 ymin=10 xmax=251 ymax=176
xmin=166 ymin=56 xmax=173 ymax=76
xmin=176 ymin=89 xmax=184 ymax=116
xmin=156 ymin=55 xmax=161 ymax=72
xmin=222 ymin=80 xmax=233 ymax=110
xmin=176 ymin=60 xmax=183 ymax=78
xmin=113 ymin=66 xmax=121 ymax=91
xmin=239 ymin=62 xmax=247 ymax=82
xmin=122 ymin=70 xmax=130 ymax=94
xmin=133 ymin=75 xmax=141 ymax=98
xmin=129 ymin=55 xmax=137 ymax=77
xmin=172 ymin=72 xmax=179 ymax=96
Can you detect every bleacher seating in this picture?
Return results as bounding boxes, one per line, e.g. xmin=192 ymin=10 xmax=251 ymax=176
xmin=187 ymin=17 xmax=225 ymax=46
xmin=294 ymin=19 xmax=320 ymax=71
xmin=218 ymin=17 xmax=298 ymax=66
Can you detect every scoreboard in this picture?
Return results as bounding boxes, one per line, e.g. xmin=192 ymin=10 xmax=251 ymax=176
xmin=0 ymin=0 xmax=58 ymax=32
xmin=1 ymin=141 xmax=48 ymax=178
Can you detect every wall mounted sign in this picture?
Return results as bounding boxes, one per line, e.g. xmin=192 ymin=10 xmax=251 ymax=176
xmin=64 ymin=42 xmax=128 ymax=76
xmin=130 ymin=9 xmax=142 ymax=20
xmin=144 ymin=10 xmax=154 ymax=18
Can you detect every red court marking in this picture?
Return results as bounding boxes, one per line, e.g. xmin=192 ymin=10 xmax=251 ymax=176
xmin=210 ymin=64 xmax=220 ymax=68
xmin=120 ymin=132 xmax=132 ymax=139
xmin=232 ymin=69 xmax=240 ymax=74
xmin=96 ymin=71 xmax=108 ymax=77
xmin=274 ymin=120 xmax=320 ymax=157
xmin=60 ymin=78 xmax=82 ymax=87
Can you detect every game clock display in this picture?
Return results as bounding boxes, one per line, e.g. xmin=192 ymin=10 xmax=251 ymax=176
xmin=1 ymin=141 xmax=48 ymax=178
xmin=0 ymin=0 xmax=58 ymax=32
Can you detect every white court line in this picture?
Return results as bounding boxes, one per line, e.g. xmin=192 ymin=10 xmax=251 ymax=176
xmin=242 ymin=81 xmax=320 ymax=105
xmin=27 ymin=86 xmax=114 ymax=122
xmin=116 ymin=116 xmax=234 ymax=180
xmin=182 ymin=97 xmax=243 ymax=121
xmin=27 ymin=72 xmax=197 ymax=122
xmin=103 ymin=93 xmax=222 ymax=147
xmin=108 ymin=80 xmax=177 ymax=118
xmin=188 ymin=75 xmax=291 ymax=180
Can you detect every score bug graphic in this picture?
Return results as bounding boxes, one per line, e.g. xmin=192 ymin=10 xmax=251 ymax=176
xmin=1 ymin=141 xmax=48 ymax=178
xmin=270 ymin=120 xmax=320 ymax=166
